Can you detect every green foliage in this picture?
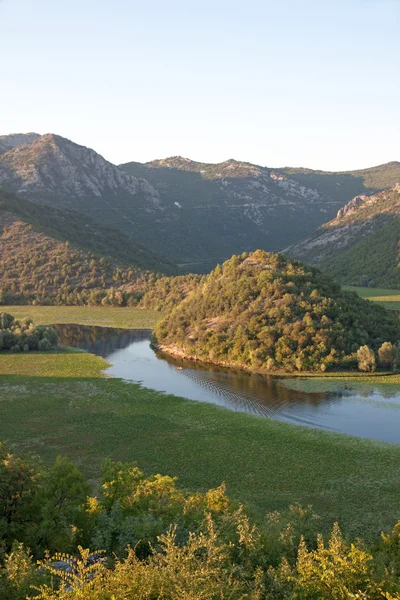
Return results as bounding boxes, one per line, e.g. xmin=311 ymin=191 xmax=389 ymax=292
xmin=139 ymin=273 xmax=203 ymax=311
xmin=357 ymin=345 xmax=377 ymax=372
xmin=0 ymin=190 xmax=178 ymax=306
xmin=0 ymin=190 xmax=176 ymax=275
xmin=2 ymin=444 xmax=400 ymax=599
xmin=0 ymin=313 xmax=57 ymax=352
xmin=321 ymin=216 xmax=400 ymax=289
xmin=378 ymin=342 xmax=398 ymax=370
xmin=156 ymin=250 xmax=400 ymax=373
xmin=122 ymin=157 xmax=400 ymax=266
xmin=289 ymin=187 xmax=400 ymax=288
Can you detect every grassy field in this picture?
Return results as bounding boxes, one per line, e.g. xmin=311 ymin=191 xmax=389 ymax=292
xmin=2 ymin=351 xmax=400 ymax=542
xmin=344 ymin=286 xmax=400 ymax=310
xmin=0 ymin=305 xmax=162 ymax=329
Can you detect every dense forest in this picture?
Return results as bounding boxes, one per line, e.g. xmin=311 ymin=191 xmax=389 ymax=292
xmin=2 ymin=443 xmax=400 ymax=599
xmin=156 ymin=251 xmax=400 ymax=373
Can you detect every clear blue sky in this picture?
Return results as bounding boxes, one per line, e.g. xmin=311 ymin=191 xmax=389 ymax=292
xmin=1 ymin=0 xmax=399 ymax=170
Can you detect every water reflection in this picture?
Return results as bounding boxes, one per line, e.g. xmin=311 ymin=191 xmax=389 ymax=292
xmin=54 ymin=324 xmax=151 ymax=358
xmin=54 ymin=324 xmax=400 ymax=444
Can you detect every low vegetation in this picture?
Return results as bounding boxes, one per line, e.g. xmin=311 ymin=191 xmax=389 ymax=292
xmin=3 ymin=444 xmax=400 ymax=599
xmin=2 ymin=350 xmax=400 ymax=542
xmin=344 ymin=285 xmax=400 ymax=311
xmin=0 ymin=305 xmax=162 ymax=329
xmin=157 ymin=250 xmax=400 ymax=373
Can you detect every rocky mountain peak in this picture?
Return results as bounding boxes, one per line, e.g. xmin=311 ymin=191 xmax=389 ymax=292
xmin=0 ymin=133 xmax=161 ymax=207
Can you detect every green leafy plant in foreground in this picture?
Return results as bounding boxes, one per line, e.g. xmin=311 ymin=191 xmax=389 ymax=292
xmin=2 ymin=443 xmax=400 ymax=598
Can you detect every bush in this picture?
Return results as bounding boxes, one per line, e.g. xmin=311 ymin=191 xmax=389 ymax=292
xmin=378 ymin=342 xmax=397 ymax=370
xmin=0 ymin=313 xmax=58 ymax=353
xmin=38 ymin=338 xmax=52 ymax=352
xmin=357 ymin=345 xmax=376 ymax=372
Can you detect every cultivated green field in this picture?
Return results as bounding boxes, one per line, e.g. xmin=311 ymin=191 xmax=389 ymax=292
xmin=0 ymin=305 xmax=162 ymax=329
xmin=344 ymin=285 xmax=400 ymax=310
xmin=1 ymin=351 xmax=400 ymax=543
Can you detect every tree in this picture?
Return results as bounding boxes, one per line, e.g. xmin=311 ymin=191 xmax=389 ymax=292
xmin=378 ymin=342 xmax=398 ymax=370
xmin=357 ymin=345 xmax=376 ymax=372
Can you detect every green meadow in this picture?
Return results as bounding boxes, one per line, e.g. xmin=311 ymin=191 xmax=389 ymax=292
xmin=2 ymin=349 xmax=400 ymax=543
xmin=344 ymin=285 xmax=400 ymax=310
xmin=0 ymin=305 xmax=162 ymax=328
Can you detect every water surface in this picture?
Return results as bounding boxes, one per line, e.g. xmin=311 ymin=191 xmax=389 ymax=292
xmin=54 ymin=324 xmax=400 ymax=444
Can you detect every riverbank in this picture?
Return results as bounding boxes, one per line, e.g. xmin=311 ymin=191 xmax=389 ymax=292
xmin=2 ymin=348 xmax=400 ymax=543
xmin=158 ymin=342 xmax=400 ymax=382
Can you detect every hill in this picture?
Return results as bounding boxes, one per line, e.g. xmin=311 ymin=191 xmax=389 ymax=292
xmin=287 ymin=186 xmax=400 ymax=287
xmin=0 ymin=190 xmax=176 ymax=305
xmin=156 ymin=250 xmax=400 ymax=373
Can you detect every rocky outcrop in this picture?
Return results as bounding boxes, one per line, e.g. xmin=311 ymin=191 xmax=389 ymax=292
xmin=0 ymin=134 xmax=161 ymax=208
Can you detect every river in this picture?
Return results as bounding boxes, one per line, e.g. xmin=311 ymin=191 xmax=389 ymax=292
xmin=53 ymin=324 xmax=400 ymax=444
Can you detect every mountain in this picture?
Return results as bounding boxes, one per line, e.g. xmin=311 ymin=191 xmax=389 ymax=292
xmin=156 ymin=250 xmax=400 ymax=373
xmin=0 ymin=190 xmax=176 ymax=305
xmin=121 ymin=157 xmax=344 ymax=268
xmin=287 ymin=186 xmax=400 ymax=288
xmin=122 ymin=157 xmax=400 ymax=269
xmin=1 ymin=133 xmax=398 ymax=273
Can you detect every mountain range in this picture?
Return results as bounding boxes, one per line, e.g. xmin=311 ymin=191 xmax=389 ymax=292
xmin=0 ymin=131 xmax=399 ymax=286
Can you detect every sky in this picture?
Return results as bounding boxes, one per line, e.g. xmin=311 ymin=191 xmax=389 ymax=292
xmin=0 ymin=0 xmax=399 ymax=170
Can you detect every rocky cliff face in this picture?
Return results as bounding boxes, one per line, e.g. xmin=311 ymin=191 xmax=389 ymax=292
xmin=0 ymin=134 xmax=160 ymax=208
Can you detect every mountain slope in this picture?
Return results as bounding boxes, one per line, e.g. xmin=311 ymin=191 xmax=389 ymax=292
xmin=0 ymin=134 xmax=175 ymax=257
xmin=121 ymin=157 xmax=344 ymax=267
xmin=0 ymin=190 xmax=177 ymax=305
xmin=279 ymin=161 xmax=400 ymax=202
xmin=156 ymin=250 xmax=400 ymax=373
xmin=0 ymin=133 xmax=40 ymax=155
xmin=287 ymin=186 xmax=400 ymax=287
xmin=122 ymin=157 xmax=400 ymax=269
xmin=2 ymin=133 xmax=398 ymax=271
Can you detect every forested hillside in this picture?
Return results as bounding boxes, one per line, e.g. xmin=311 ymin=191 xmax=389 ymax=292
xmin=0 ymin=191 xmax=177 ymax=305
xmin=288 ymin=186 xmax=400 ymax=287
xmin=156 ymin=250 xmax=400 ymax=373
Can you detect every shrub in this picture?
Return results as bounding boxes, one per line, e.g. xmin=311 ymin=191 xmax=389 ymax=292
xmin=357 ymin=345 xmax=376 ymax=372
